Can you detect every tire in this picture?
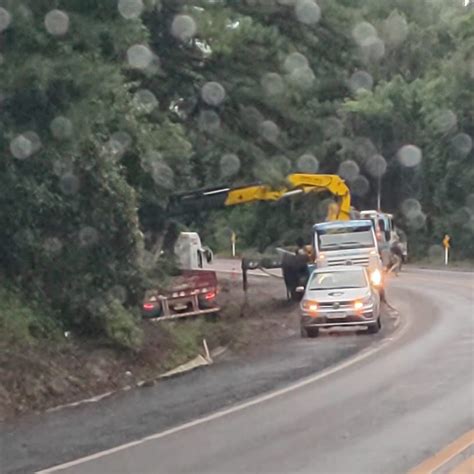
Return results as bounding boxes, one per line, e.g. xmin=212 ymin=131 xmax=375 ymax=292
xmin=301 ymin=325 xmax=319 ymax=338
xmin=367 ymin=317 xmax=381 ymax=334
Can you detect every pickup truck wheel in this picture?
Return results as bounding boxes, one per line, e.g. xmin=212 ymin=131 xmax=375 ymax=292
xmin=367 ymin=317 xmax=381 ymax=334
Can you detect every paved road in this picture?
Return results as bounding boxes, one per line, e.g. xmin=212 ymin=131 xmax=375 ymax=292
xmin=2 ymin=268 xmax=473 ymax=473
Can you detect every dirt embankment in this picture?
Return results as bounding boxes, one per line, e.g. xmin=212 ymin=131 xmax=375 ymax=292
xmin=0 ymin=276 xmax=297 ymax=421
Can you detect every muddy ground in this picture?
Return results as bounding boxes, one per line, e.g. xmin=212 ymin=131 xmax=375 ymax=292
xmin=0 ymin=275 xmax=298 ymax=421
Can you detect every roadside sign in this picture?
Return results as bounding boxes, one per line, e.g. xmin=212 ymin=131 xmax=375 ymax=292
xmin=443 ymin=234 xmax=450 ymax=265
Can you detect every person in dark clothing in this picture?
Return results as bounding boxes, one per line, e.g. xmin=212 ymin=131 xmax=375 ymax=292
xmin=296 ymin=237 xmax=306 ymax=256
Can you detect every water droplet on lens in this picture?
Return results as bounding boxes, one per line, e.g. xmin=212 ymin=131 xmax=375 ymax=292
xmin=10 ymin=135 xmax=33 ymax=160
xmin=118 ymin=0 xmax=144 ymax=19
xmin=338 ymin=160 xmax=360 ymax=181
xmin=259 ymin=120 xmax=280 ymax=143
xmin=451 ymin=133 xmax=472 ymax=156
xmin=261 ymin=73 xmax=285 ymax=97
xmin=352 ymin=22 xmax=377 ymax=47
xmin=349 ymin=70 xmax=373 ymax=93
xmin=297 ymin=154 xmax=319 ymax=173
xmin=428 ymin=245 xmax=443 ymax=260
xmin=50 ymin=116 xmax=73 ymax=140
xmin=23 ymin=131 xmax=42 ymax=154
xmin=133 ymin=89 xmax=158 ymax=113
xmin=171 ymin=14 xmax=197 ymax=42
xmin=59 ymin=173 xmax=80 ymax=195
xmin=79 ymin=226 xmax=99 ymax=247
xmin=201 ymin=82 xmax=226 ymax=106
xmin=350 ymin=175 xmax=370 ymax=197
xmin=289 ymin=66 xmax=315 ymax=89
xmin=398 ymin=145 xmax=422 ymax=167
xmin=44 ymin=10 xmax=70 ymax=36
xmin=127 ymin=44 xmax=153 ymax=69
xmin=198 ymin=110 xmax=221 ymax=133
xmin=383 ymin=11 xmax=408 ymax=46
xmin=283 ymin=52 xmax=308 ymax=73
xmin=220 ymin=154 xmax=241 ymax=177
xmin=0 ymin=7 xmax=12 ymax=32
xmin=365 ymin=154 xmax=387 ymax=178
xmin=432 ymin=110 xmax=457 ymax=134
xmin=295 ymin=0 xmax=321 ymax=25
xmin=43 ymin=237 xmax=63 ymax=255
xmin=401 ymin=198 xmax=422 ymax=218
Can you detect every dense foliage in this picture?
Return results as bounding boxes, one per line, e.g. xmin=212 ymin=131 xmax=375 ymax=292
xmin=0 ymin=0 xmax=472 ymax=346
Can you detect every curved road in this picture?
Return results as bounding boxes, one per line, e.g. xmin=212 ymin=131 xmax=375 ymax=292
xmin=30 ymin=268 xmax=473 ymax=474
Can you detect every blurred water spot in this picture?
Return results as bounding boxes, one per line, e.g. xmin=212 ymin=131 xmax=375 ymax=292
xmin=361 ymin=36 xmax=385 ymax=61
xmin=401 ymin=198 xmax=422 ymax=218
xmin=10 ymin=134 xmax=33 ymax=160
xmin=118 ymin=0 xmax=144 ymax=19
xmin=0 ymin=7 xmax=12 ymax=32
xmin=133 ymin=89 xmax=158 ymax=113
xmin=289 ymin=66 xmax=315 ymax=89
xmin=352 ymin=21 xmax=377 ymax=47
xmin=297 ymin=154 xmax=319 ymax=173
xmin=338 ymin=160 xmax=360 ymax=181
xmin=43 ymin=237 xmax=63 ymax=256
xmin=283 ymin=52 xmax=308 ymax=73
xmin=220 ymin=153 xmax=241 ymax=177
xmin=428 ymin=244 xmax=443 ymax=260
xmin=152 ymin=162 xmax=174 ymax=189
xmin=432 ymin=109 xmax=457 ymax=134
xmin=108 ymin=285 xmax=127 ymax=304
xmin=111 ymin=131 xmax=132 ymax=150
xmin=50 ymin=116 xmax=73 ymax=140
xmin=261 ymin=73 xmax=285 ymax=97
xmin=53 ymin=158 xmax=74 ymax=176
xmin=127 ymin=44 xmax=153 ymax=69
xmin=398 ymin=144 xmax=422 ymax=167
xmin=273 ymin=155 xmax=292 ymax=174
xmin=198 ymin=110 xmax=221 ymax=133
xmin=350 ymin=175 xmax=370 ymax=197
xmin=59 ymin=173 xmax=80 ymax=195
xmin=79 ymin=227 xmax=99 ymax=247
xmin=365 ymin=154 xmax=387 ymax=178
xmin=452 ymin=207 xmax=472 ymax=226
xmin=354 ymin=137 xmax=377 ymax=160
xmin=171 ymin=14 xmax=197 ymax=42
xmin=349 ymin=70 xmax=373 ymax=93
xmin=324 ymin=117 xmax=344 ymax=138
xmin=295 ymin=0 xmax=321 ymax=25
xmin=407 ymin=212 xmax=426 ymax=230
xmin=383 ymin=11 xmax=408 ymax=46
xmin=201 ymin=82 xmax=226 ymax=106
xmin=259 ymin=120 xmax=280 ymax=143
xmin=45 ymin=10 xmax=70 ymax=36
xmin=23 ymin=131 xmax=42 ymax=154
xmin=451 ymin=133 xmax=472 ymax=156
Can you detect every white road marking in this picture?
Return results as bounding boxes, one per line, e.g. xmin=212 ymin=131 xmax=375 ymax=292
xmin=37 ymin=309 xmax=407 ymax=474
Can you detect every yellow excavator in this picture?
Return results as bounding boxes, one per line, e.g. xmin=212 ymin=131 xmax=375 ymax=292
xmin=168 ymin=173 xmax=352 ymax=221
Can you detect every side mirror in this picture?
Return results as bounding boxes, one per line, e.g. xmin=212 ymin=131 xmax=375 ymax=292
xmin=295 ymin=286 xmax=305 ymax=293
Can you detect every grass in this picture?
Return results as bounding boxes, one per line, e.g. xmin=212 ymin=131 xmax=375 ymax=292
xmin=0 ymin=285 xmax=60 ymax=348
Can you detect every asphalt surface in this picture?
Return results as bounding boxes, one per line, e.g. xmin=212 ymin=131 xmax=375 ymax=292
xmin=2 ymin=267 xmax=473 ymax=473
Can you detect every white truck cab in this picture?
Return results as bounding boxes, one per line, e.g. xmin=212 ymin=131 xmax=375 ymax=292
xmin=312 ymin=220 xmax=383 ymax=289
xmin=174 ymin=232 xmax=213 ymax=270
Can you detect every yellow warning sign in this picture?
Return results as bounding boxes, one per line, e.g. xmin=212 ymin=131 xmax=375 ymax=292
xmin=442 ymin=234 xmax=450 ymax=249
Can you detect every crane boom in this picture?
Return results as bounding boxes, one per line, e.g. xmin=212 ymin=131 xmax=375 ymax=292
xmin=168 ymin=173 xmax=351 ymax=221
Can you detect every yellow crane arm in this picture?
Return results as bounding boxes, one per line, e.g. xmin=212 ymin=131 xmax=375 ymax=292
xmin=224 ymin=174 xmax=351 ymax=220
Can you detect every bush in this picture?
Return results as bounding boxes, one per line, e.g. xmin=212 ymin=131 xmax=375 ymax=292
xmin=99 ymin=299 xmax=143 ymax=350
xmin=0 ymin=285 xmax=59 ymax=347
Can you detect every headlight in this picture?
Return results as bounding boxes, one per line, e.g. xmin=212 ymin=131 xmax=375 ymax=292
xmin=302 ymin=300 xmax=319 ymax=314
xmin=353 ymin=296 xmax=373 ymax=310
xmin=370 ymin=269 xmax=382 ymax=286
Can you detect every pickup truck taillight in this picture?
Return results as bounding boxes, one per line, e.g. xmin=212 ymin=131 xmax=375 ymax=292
xmin=204 ymin=291 xmax=216 ymax=301
xmin=143 ymin=303 xmax=155 ymax=310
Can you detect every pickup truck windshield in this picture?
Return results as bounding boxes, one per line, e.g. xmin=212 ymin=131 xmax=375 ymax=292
xmin=316 ymin=226 xmax=375 ymax=251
